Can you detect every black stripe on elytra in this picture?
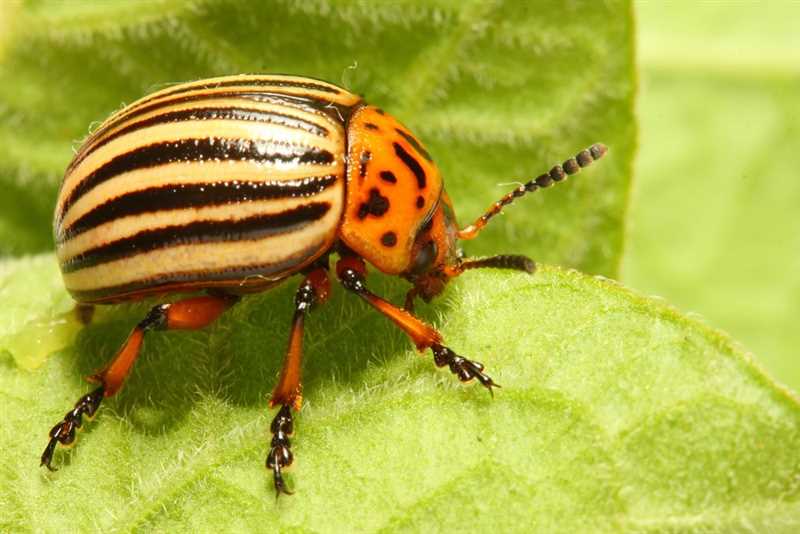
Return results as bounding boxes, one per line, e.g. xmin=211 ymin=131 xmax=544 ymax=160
xmin=75 ymin=90 xmax=356 ymax=165
xmin=275 ymin=93 xmax=360 ymax=125
xmin=68 ymin=238 xmax=328 ymax=304
xmin=61 ymin=138 xmax=334 ymax=222
xmin=393 ymin=142 xmax=426 ymax=189
xmin=139 ymin=78 xmax=342 ymax=107
xmin=103 ymin=78 xmax=342 ymax=132
xmin=60 ymin=175 xmax=338 ymax=242
xmin=71 ymin=106 xmax=331 ymax=174
xmin=395 ymin=129 xmax=433 ymax=162
xmin=61 ymin=202 xmax=331 ymax=274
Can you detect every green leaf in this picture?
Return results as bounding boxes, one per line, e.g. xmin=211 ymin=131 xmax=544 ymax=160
xmin=623 ymin=3 xmax=800 ymax=390
xmin=0 ymin=0 xmax=634 ymax=276
xmin=1 ymin=256 xmax=799 ymax=532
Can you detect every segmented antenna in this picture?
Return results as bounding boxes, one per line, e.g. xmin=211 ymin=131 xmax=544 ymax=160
xmin=457 ymin=143 xmax=608 ymax=240
xmin=459 ymin=254 xmax=535 ymax=273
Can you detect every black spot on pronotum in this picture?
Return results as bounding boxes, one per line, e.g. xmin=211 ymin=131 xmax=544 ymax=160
xmin=381 ymin=231 xmax=397 ymax=247
xmin=359 ymin=150 xmax=371 ymax=180
xmin=380 ymin=171 xmax=397 ymax=184
xmin=357 ymin=188 xmax=390 ymax=219
xmin=416 ymin=196 xmax=424 ymax=209
xmin=395 ymin=128 xmax=433 ymax=162
xmin=392 ymin=142 xmax=426 ymax=189
xmin=364 ymin=122 xmax=379 ymax=131
xmin=375 ymin=108 xmax=386 ymax=115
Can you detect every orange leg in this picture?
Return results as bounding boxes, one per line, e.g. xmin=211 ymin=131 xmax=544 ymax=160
xmin=336 ymin=255 xmax=499 ymax=393
xmin=266 ymin=266 xmax=330 ymax=497
xmin=40 ymin=294 xmax=238 ymax=471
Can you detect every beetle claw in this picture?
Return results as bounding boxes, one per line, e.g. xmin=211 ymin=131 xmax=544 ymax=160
xmin=267 ymin=445 xmax=294 ymax=497
xmin=40 ymin=438 xmax=59 ymax=471
xmin=431 ymin=343 xmax=500 ymax=395
xmin=271 ymin=460 xmax=294 ymax=498
xmin=266 ymin=405 xmax=295 ymax=498
xmin=269 ymin=449 xmax=294 ymax=497
xmin=39 ymin=386 xmax=104 ymax=471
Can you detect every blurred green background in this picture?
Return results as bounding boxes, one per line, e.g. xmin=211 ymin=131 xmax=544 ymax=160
xmin=625 ymin=2 xmax=800 ymax=392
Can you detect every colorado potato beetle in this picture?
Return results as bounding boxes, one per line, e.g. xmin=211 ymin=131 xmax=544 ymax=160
xmin=42 ymin=74 xmax=607 ymax=495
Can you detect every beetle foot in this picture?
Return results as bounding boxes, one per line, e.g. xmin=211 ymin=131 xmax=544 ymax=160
xmin=431 ymin=344 xmax=500 ymax=395
xmin=266 ymin=404 xmax=294 ymax=497
xmin=40 ymin=386 xmax=105 ymax=471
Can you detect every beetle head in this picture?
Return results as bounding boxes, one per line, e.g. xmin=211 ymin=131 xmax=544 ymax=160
xmin=401 ymin=190 xmax=461 ymax=305
xmin=401 ymin=143 xmax=608 ymax=310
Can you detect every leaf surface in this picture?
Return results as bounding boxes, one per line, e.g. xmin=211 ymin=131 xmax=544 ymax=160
xmin=1 ymin=256 xmax=799 ymax=532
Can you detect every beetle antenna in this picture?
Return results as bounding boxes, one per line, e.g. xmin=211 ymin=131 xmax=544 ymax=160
xmin=443 ymin=254 xmax=535 ymax=279
xmin=457 ymin=143 xmax=608 ymax=240
xmin=460 ymin=254 xmax=535 ymax=273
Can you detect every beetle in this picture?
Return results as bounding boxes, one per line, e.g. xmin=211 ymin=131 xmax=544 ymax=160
xmin=42 ymin=74 xmax=607 ymax=495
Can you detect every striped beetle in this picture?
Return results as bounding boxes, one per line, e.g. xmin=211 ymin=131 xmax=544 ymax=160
xmin=43 ymin=74 xmax=607 ymax=495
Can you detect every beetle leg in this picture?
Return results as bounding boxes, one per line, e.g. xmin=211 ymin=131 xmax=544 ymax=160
xmin=267 ymin=266 xmax=330 ymax=497
xmin=267 ymin=405 xmax=295 ymax=497
xmin=40 ymin=294 xmax=238 ymax=471
xmin=74 ymin=303 xmax=95 ymax=325
xmin=336 ymin=256 xmax=499 ymax=394
xmin=403 ymin=286 xmax=419 ymax=313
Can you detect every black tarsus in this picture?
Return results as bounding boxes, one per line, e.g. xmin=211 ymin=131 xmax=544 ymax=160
xmin=267 ymin=405 xmax=295 ymax=497
xmin=40 ymin=386 xmax=105 ymax=471
xmin=431 ymin=344 xmax=500 ymax=396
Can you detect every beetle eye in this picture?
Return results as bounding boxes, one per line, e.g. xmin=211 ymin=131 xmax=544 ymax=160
xmin=410 ymin=241 xmax=438 ymax=275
